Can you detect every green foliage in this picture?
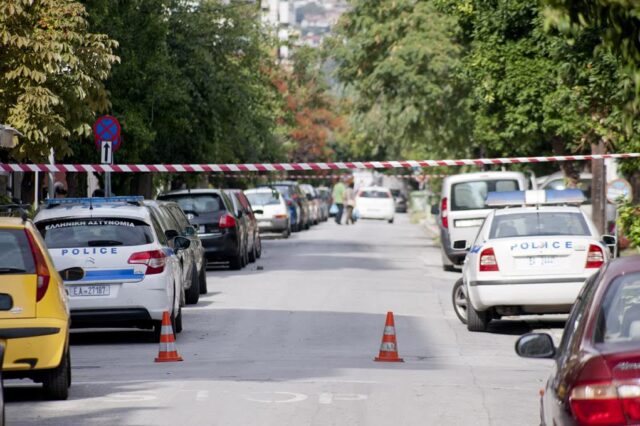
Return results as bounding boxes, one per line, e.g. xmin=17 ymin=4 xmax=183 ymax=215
xmin=0 ymin=0 xmax=119 ymax=161
xmin=617 ymin=199 xmax=640 ymax=248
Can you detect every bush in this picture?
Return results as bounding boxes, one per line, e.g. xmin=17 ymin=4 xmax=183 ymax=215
xmin=617 ymin=200 xmax=640 ymax=249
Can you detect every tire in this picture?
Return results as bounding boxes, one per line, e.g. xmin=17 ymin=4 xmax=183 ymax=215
xmin=452 ymin=278 xmax=468 ymax=324
xmin=42 ymin=351 xmax=70 ymax=400
xmin=229 ymin=253 xmax=243 ymax=270
xmin=185 ymin=266 xmax=200 ymax=305
xmin=442 ymin=250 xmax=456 ymax=272
xmin=466 ymin=293 xmax=490 ymax=332
xmin=174 ymin=307 xmax=183 ymax=334
xmin=443 ymin=264 xmax=456 ymax=272
xmin=198 ymin=263 xmax=208 ymax=294
xmin=248 ymin=239 xmax=257 ymax=263
xmin=256 ymin=236 xmax=262 ymax=259
xmin=388 ymin=218 xmax=394 ymax=224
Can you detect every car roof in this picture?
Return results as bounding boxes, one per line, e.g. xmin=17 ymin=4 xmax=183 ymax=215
xmin=0 ymin=217 xmax=28 ymax=228
xmin=601 ymin=255 xmax=640 ymax=279
xmin=443 ymin=171 xmax=526 ymax=185
xmin=34 ymin=203 xmax=151 ymax=223
xmin=539 ymin=171 xmax=593 ymax=188
xmin=159 ymin=189 xmax=223 ymax=196
xmin=359 ymin=186 xmax=390 ymax=191
xmin=245 ymin=187 xmax=278 ymax=193
xmin=493 ymin=205 xmax=583 ymax=216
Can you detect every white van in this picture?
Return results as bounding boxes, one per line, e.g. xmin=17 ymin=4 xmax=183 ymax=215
xmin=437 ymin=171 xmax=528 ymax=271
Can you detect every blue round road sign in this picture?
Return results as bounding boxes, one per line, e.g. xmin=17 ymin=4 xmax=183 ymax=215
xmin=93 ymin=115 xmax=121 ymax=152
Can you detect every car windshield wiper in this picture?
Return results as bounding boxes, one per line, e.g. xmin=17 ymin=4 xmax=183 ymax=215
xmin=87 ymin=240 xmax=123 ymax=247
xmin=0 ymin=267 xmax=27 ymax=274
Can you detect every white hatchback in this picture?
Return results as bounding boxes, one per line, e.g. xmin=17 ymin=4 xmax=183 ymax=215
xmin=34 ymin=197 xmax=188 ymax=334
xmin=453 ymin=190 xmax=616 ymax=332
xmin=355 ymin=186 xmax=395 ymax=223
xmin=244 ymin=188 xmax=291 ymax=238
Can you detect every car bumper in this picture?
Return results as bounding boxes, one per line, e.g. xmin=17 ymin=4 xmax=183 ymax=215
xmin=440 ymin=228 xmax=468 ymax=265
xmin=66 ymin=273 xmax=175 ymax=324
xmin=258 ymin=218 xmax=288 ymax=232
xmin=0 ymin=317 xmax=68 ymax=371
xmin=468 ymin=277 xmax=587 ymax=311
xmin=359 ymin=210 xmax=394 ymax=220
xmin=200 ymin=232 xmax=238 ymax=260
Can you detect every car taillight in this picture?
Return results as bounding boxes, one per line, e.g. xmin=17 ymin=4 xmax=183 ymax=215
xmin=24 ymin=230 xmax=50 ymax=302
xmin=570 ymin=382 xmax=632 ymax=425
xmin=274 ymin=214 xmax=288 ymax=219
xmin=219 ymin=213 xmax=236 ymax=229
xmin=441 ymin=197 xmax=448 ymax=228
xmin=479 ymin=247 xmax=499 ymax=272
xmin=586 ymin=244 xmax=605 ymax=269
xmin=128 ymin=250 xmax=166 ymax=275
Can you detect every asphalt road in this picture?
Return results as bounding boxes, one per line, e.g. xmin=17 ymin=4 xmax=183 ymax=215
xmin=6 ymin=214 xmax=565 ymax=425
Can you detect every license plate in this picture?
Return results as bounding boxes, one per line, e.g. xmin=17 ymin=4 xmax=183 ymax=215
xmin=198 ymin=225 xmax=205 ymax=234
xmin=70 ymin=285 xmax=110 ymax=297
xmin=517 ymin=256 xmax=556 ymax=268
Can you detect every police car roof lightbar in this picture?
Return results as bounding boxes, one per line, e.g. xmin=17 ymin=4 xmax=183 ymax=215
xmin=485 ymin=189 xmax=585 ymax=207
xmin=44 ymin=196 xmax=144 ymax=207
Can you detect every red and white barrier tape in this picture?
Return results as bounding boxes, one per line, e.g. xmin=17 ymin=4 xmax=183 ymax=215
xmin=1 ymin=153 xmax=636 ymax=173
xmin=215 ymin=174 xmax=447 ymax=179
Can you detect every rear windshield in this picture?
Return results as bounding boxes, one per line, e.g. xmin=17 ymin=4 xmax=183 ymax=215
xmin=36 ymin=218 xmax=154 ymax=248
xmin=273 ymin=185 xmax=293 ymax=197
xmin=594 ymin=272 xmax=640 ymax=345
xmin=0 ymin=229 xmax=35 ymax=274
xmin=451 ymin=180 xmax=519 ymax=211
xmin=159 ymin=194 xmax=223 ymax=216
xmin=359 ymin=190 xmax=391 ymax=198
xmin=545 ymin=178 xmax=592 ymax=203
xmin=489 ymin=212 xmax=590 ymax=238
xmin=246 ymin=192 xmax=280 ymax=206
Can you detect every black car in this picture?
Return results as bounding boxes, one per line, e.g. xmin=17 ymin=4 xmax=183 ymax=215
xmin=158 ymin=189 xmax=249 ymax=270
xmin=515 ymin=256 xmax=640 ymax=426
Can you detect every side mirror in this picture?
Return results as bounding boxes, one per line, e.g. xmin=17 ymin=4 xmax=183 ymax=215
xmin=453 ymin=240 xmax=468 ymax=250
xmin=515 ymin=333 xmax=556 ymax=359
xmin=184 ymin=226 xmax=196 ymax=237
xmin=431 ymin=205 xmax=440 ymax=215
xmin=602 ymin=235 xmax=617 ymax=247
xmin=165 ymin=229 xmax=179 ymax=240
xmin=174 ymin=236 xmax=191 ymax=251
xmin=59 ymin=267 xmax=85 ymax=282
xmin=253 ymin=209 xmax=264 ymax=215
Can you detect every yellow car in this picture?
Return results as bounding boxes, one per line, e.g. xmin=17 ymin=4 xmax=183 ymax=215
xmin=0 ymin=207 xmax=72 ymax=400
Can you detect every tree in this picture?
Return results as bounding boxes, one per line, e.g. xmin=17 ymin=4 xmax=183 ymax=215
xmin=0 ymin=0 xmax=118 ymax=162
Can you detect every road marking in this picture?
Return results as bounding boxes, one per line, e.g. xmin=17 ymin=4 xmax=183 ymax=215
xmin=318 ymin=393 xmax=368 ymax=404
xmin=318 ymin=393 xmax=333 ymax=404
xmin=245 ymin=392 xmax=308 ymax=404
xmin=101 ymin=392 xmax=157 ymax=403
xmin=196 ymin=390 xmax=209 ymax=402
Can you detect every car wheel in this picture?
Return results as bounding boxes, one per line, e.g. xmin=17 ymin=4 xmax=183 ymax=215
xmin=248 ymin=240 xmax=257 ymax=263
xmin=174 ymin=307 xmax=183 ymax=334
xmin=388 ymin=218 xmax=394 ymax=224
xmin=466 ymin=293 xmax=489 ymax=332
xmin=198 ymin=263 xmax=208 ymax=294
xmin=256 ymin=236 xmax=262 ymax=259
xmin=185 ymin=266 xmax=200 ymax=305
xmin=452 ymin=278 xmax=468 ymax=324
xmin=42 ymin=350 xmax=70 ymax=400
xmin=229 ymin=252 xmax=243 ymax=270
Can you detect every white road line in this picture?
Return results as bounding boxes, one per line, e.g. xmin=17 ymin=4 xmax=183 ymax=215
xmin=318 ymin=393 xmax=333 ymax=404
xmin=196 ymin=390 xmax=209 ymax=402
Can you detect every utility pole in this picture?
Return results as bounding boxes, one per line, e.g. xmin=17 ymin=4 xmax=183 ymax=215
xmin=591 ymin=140 xmax=606 ymax=235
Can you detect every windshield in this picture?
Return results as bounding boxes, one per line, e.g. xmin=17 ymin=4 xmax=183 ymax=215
xmin=545 ymin=178 xmax=592 ymax=203
xmin=359 ymin=190 xmax=390 ymax=198
xmin=159 ymin=194 xmax=223 ymax=215
xmin=489 ymin=212 xmax=590 ymax=238
xmin=36 ymin=218 xmax=154 ymax=248
xmin=246 ymin=192 xmax=280 ymax=206
xmin=595 ymin=273 xmax=640 ymax=345
xmin=0 ymin=229 xmax=35 ymax=274
xmin=451 ymin=180 xmax=519 ymax=211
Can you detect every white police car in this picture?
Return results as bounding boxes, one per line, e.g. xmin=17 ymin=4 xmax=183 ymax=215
xmin=452 ymin=190 xmax=616 ymax=332
xmin=34 ymin=197 xmax=189 ymax=335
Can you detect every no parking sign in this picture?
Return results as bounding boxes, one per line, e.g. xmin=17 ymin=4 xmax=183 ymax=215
xmin=93 ymin=115 xmax=121 ymax=152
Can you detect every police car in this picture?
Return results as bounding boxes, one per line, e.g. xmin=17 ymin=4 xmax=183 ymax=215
xmin=452 ymin=190 xmax=616 ymax=332
xmin=33 ymin=197 xmax=189 ymax=335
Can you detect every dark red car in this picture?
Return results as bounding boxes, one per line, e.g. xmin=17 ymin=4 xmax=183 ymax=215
xmin=516 ymin=255 xmax=640 ymax=426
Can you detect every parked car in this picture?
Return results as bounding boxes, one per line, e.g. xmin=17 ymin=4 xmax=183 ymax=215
xmin=0 ymin=204 xmax=75 ymax=400
xmin=316 ymin=186 xmax=331 ymax=221
xmin=390 ymin=189 xmax=408 ymax=213
xmin=539 ymin=171 xmax=617 ymax=232
xmin=145 ymin=200 xmax=206 ymax=303
xmin=263 ymin=182 xmax=311 ymax=231
xmin=157 ymin=189 xmax=249 ymax=270
xmin=454 ymin=189 xmax=615 ymax=332
xmin=515 ymin=255 xmax=640 ymax=426
xmin=244 ymin=188 xmax=291 ymax=238
xmin=435 ymin=171 xmax=529 ymax=271
xmin=299 ymin=184 xmax=321 ymax=225
xmin=225 ymin=189 xmax=262 ymax=262
xmin=355 ymin=186 xmax=395 ymax=223
xmin=34 ymin=197 xmax=187 ymax=336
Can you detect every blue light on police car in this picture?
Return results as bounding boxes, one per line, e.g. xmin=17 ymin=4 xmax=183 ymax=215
xmin=45 ymin=196 xmax=144 ymax=206
xmin=485 ymin=189 xmax=585 ymax=207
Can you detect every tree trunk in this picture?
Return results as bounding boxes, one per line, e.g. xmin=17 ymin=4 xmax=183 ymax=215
xmin=591 ymin=140 xmax=606 ymax=235
xmin=135 ymin=174 xmax=153 ymax=199
xmin=551 ymin=136 xmax=580 ymax=187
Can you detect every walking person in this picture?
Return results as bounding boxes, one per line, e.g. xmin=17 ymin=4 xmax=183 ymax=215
xmin=345 ymin=182 xmax=356 ymax=225
xmin=332 ymin=178 xmax=346 ymax=225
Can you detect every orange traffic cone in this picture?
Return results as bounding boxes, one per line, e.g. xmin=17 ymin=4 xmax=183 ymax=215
xmin=155 ymin=311 xmax=183 ymax=363
xmin=374 ymin=311 xmax=404 ymax=362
